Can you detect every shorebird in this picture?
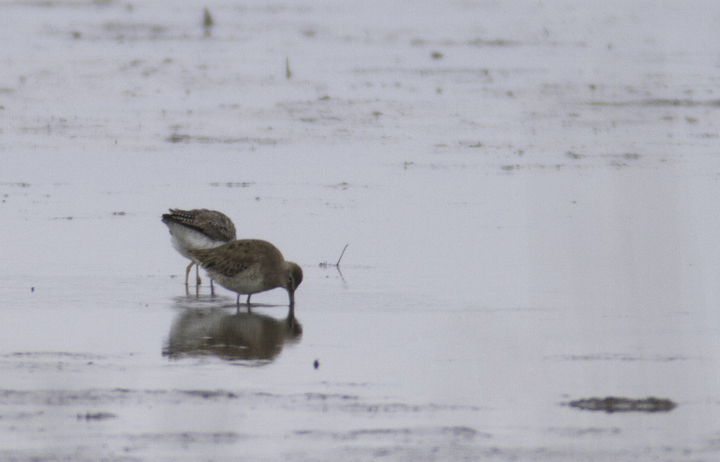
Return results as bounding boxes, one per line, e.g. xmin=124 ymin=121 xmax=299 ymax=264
xmin=161 ymin=208 xmax=237 ymax=289
xmin=189 ymin=239 xmax=303 ymax=306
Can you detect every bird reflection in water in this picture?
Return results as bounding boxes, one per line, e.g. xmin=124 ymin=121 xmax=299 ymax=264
xmin=163 ymin=306 xmax=301 ymax=362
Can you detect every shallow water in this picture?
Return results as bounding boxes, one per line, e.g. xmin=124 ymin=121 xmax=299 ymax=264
xmin=2 ymin=0 xmax=720 ymax=460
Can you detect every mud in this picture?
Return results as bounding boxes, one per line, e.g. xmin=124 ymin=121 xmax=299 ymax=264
xmin=2 ymin=0 xmax=720 ymax=460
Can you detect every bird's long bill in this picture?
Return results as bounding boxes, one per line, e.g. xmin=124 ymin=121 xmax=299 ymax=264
xmin=288 ymin=289 xmax=295 ymax=307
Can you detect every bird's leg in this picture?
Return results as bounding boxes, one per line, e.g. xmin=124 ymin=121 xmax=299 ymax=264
xmin=210 ymin=279 xmax=215 ymax=296
xmin=236 ymin=294 xmax=240 ymax=306
xmin=184 ymin=261 xmax=194 ymax=286
xmin=247 ymin=294 xmax=252 ymax=305
xmin=195 ymin=264 xmax=202 ymax=286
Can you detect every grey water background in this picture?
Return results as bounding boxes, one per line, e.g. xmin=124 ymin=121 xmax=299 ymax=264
xmin=2 ymin=0 xmax=720 ymax=460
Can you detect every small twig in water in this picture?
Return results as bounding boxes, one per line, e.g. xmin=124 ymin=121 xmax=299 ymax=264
xmin=335 ymin=244 xmax=348 ymax=266
xmin=319 ymin=244 xmax=349 ymax=268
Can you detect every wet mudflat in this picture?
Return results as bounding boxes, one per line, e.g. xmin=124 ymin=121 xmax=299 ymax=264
xmin=2 ymin=0 xmax=720 ymax=460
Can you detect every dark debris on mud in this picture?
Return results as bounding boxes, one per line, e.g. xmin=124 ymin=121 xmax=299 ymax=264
xmin=568 ymin=397 xmax=677 ymax=413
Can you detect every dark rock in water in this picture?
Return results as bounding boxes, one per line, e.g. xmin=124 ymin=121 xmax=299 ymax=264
xmin=568 ymin=396 xmax=676 ymax=413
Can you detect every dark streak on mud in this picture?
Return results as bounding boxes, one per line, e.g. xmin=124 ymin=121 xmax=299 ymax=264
xmin=295 ymin=425 xmax=489 ymax=441
xmin=77 ymin=411 xmax=116 ymax=420
xmin=589 ymin=99 xmax=720 ymax=107
xmin=166 ymin=133 xmax=278 ymax=145
xmin=0 ymin=388 xmax=480 ymax=415
xmin=545 ymin=353 xmax=694 ymax=362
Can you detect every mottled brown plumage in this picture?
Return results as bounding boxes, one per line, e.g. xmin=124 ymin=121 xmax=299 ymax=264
xmin=161 ymin=208 xmax=237 ymax=287
xmin=189 ymin=239 xmax=303 ymax=306
xmin=162 ymin=209 xmax=236 ymax=243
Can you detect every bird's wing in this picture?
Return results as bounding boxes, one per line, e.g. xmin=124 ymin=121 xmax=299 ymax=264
xmin=162 ymin=209 xmax=236 ymax=242
xmin=196 ymin=210 xmax=237 ymax=242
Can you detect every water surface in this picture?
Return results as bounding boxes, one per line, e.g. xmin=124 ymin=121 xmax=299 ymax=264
xmin=2 ymin=0 xmax=720 ymax=460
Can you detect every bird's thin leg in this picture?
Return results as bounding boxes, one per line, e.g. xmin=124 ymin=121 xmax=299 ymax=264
xmin=195 ymin=264 xmax=202 ymax=286
xmin=210 ymin=279 xmax=215 ymax=296
xmin=236 ymin=294 xmax=240 ymax=306
xmin=247 ymin=294 xmax=252 ymax=305
xmin=184 ymin=261 xmax=194 ymax=286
